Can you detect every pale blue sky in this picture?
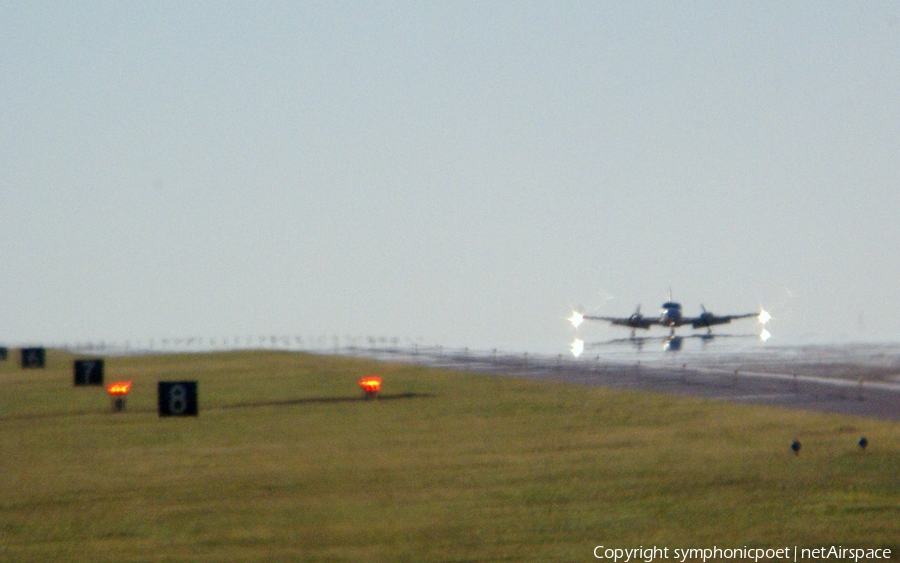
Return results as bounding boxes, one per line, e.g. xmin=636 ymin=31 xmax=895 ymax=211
xmin=2 ymin=2 xmax=900 ymax=353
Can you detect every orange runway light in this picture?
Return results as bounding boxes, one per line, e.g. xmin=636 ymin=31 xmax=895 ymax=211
xmin=106 ymin=381 xmax=132 ymax=412
xmin=107 ymin=381 xmax=132 ymax=395
xmin=359 ymin=376 xmax=382 ymax=398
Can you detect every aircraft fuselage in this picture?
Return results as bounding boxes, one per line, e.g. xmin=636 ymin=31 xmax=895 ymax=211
xmin=659 ymin=301 xmax=683 ymax=327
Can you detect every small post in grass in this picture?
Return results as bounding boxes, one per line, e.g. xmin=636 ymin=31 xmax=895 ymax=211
xmin=106 ymin=381 xmax=131 ymax=412
xmin=359 ymin=376 xmax=382 ymax=400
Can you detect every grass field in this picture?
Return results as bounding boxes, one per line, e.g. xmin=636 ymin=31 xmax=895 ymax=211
xmin=1 ymin=349 xmax=898 ymax=562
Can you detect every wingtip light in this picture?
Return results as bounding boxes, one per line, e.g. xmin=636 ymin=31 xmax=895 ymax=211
xmin=569 ymin=311 xmax=584 ymax=328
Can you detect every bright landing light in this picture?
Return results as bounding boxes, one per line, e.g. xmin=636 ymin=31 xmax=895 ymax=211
xmin=760 ymin=328 xmax=771 ymax=342
xmin=757 ymin=309 xmax=771 ymax=324
xmin=569 ymin=311 xmax=584 ymax=328
xmin=571 ymin=338 xmax=584 ymax=358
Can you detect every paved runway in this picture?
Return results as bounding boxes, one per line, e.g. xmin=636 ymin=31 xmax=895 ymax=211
xmin=347 ymin=344 xmax=900 ymax=422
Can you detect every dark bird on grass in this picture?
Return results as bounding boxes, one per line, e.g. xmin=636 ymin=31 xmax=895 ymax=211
xmin=858 ymin=437 xmax=868 ymax=451
xmin=791 ymin=440 xmax=801 ymax=455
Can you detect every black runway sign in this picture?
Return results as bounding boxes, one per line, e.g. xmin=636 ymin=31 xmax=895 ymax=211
xmin=20 ymin=347 xmax=45 ymax=369
xmin=158 ymin=381 xmax=198 ymax=416
xmin=73 ymin=359 xmax=104 ymax=386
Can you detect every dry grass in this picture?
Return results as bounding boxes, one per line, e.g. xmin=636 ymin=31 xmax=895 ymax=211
xmin=1 ymin=349 xmax=898 ymax=562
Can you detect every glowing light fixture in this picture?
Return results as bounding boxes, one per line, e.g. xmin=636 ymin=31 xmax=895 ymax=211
xmin=359 ymin=376 xmax=382 ymax=399
xmin=569 ymin=311 xmax=584 ymax=328
xmin=106 ymin=381 xmax=132 ymax=412
xmin=758 ymin=309 xmax=772 ymax=325
xmin=760 ymin=328 xmax=771 ymax=342
xmin=107 ymin=381 xmax=131 ymax=395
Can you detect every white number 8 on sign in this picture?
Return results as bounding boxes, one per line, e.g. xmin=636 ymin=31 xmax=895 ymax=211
xmin=169 ymin=384 xmax=188 ymax=414
xmin=158 ymin=381 xmax=198 ymax=416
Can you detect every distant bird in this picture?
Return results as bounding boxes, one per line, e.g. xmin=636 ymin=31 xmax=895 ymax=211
xmin=791 ymin=440 xmax=801 ymax=455
xmin=858 ymin=437 xmax=868 ymax=452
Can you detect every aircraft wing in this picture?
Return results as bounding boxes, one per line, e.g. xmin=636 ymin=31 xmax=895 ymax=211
xmin=685 ymin=312 xmax=757 ymax=329
xmin=584 ymin=315 xmax=657 ymax=330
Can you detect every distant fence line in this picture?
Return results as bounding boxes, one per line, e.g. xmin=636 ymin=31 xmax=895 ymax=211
xmin=5 ymin=335 xmax=420 ymax=354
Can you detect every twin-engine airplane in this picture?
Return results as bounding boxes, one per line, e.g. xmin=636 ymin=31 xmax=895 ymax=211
xmin=568 ymin=294 xmax=771 ymax=354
